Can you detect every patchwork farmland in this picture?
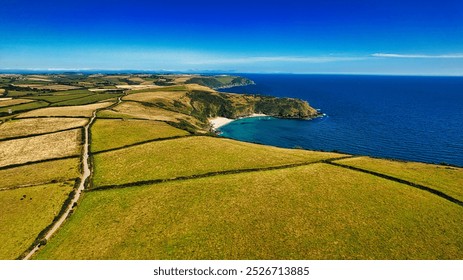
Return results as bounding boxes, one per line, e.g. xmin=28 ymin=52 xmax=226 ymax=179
xmin=0 ymin=74 xmax=461 ymax=260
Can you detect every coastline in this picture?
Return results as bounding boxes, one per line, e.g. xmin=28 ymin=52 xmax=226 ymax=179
xmin=209 ymin=113 xmax=268 ymax=132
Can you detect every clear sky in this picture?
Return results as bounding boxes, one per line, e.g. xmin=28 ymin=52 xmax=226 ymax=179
xmin=1 ymin=0 xmax=462 ymax=75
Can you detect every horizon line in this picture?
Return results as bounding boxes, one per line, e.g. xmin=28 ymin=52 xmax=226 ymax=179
xmin=0 ymin=69 xmax=462 ymax=77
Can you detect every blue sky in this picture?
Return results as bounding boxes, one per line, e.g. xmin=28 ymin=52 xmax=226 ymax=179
xmin=1 ymin=0 xmax=462 ymax=75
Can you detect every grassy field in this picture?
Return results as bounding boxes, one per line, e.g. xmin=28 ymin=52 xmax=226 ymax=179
xmin=0 ymin=118 xmax=88 ymax=139
xmin=0 ymin=101 xmax=49 ymax=115
xmin=336 ymin=157 xmax=463 ymax=201
xmin=17 ymin=102 xmax=113 ymax=118
xmin=0 ymin=98 xmax=34 ymax=108
xmin=91 ymin=119 xmax=189 ymax=152
xmin=0 ymin=158 xmax=80 ymax=189
xmin=0 ymin=182 xmax=74 ymax=259
xmin=35 ymin=164 xmax=463 ymax=259
xmin=6 ymin=90 xmax=42 ymax=97
xmin=93 ymin=136 xmax=343 ymax=187
xmin=52 ymin=92 xmax=123 ymax=106
xmin=23 ymin=92 xmax=93 ymax=103
xmin=0 ymin=129 xmax=81 ymax=167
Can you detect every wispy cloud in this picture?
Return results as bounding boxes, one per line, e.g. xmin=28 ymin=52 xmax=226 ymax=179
xmin=185 ymin=55 xmax=365 ymax=65
xmin=372 ymin=53 xmax=463 ymax=58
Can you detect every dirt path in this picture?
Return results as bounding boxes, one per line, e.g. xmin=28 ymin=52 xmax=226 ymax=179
xmin=23 ymin=111 xmax=96 ymax=260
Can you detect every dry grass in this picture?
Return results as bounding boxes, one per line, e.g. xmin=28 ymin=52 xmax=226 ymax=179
xmin=0 ymin=118 xmax=88 ymax=139
xmin=91 ymin=119 xmax=189 ymax=152
xmin=17 ymin=102 xmax=113 ymax=118
xmin=173 ymin=76 xmax=194 ymax=83
xmin=185 ymin=84 xmax=216 ymax=92
xmin=13 ymin=84 xmax=80 ymax=91
xmin=93 ymin=136 xmax=343 ymax=187
xmin=0 ymin=182 xmax=74 ymax=259
xmin=35 ymin=164 xmax=463 ymax=259
xmin=0 ymin=98 xmax=34 ymax=108
xmin=96 ymin=109 xmax=136 ymax=119
xmin=0 ymin=158 xmax=80 ymax=189
xmin=127 ymin=77 xmax=146 ymax=83
xmin=111 ymin=101 xmax=202 ymax=127
xmin=0 ymin=129 xmax=81 ymax=167
xmin=336 ymin=157 xmax=463 ymax=201
xmin=26 ymin=77 xmax=53 ymax=82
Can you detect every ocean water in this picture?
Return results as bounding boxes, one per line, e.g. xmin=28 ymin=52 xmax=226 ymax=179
xmin=218 ymin=74 xmax=463 ymax=167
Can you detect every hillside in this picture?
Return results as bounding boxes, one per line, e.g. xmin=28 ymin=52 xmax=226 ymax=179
xmin=0 ymin=73 xmax=462 ymax=260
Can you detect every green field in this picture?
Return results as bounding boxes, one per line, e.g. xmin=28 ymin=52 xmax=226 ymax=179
xmin=0 ymin=101 xmax=49 ymax=115
xmin=0 ymin=182 xmax=74 ymax=259
xmin=92 ymin=136 xmax=343 ymax=187
xmin=336 ymin=157 xmax=463 ymax=201
xmin=5 ymin=90 xmax=37 ymax=97
xmin=35 ymin=164 xmax=463 ymax=259
xmin=52 ymin=92 xmax=123 ymax=106
xmin=91 ymin=119 xmax=189 ymax=152
xmin=22 ymin=92 xmax=92 ymax=103
xmin=0 ymin=158 xmax=80 ymax=189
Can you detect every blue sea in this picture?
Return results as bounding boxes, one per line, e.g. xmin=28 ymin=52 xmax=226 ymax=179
xmin=218 ymin=74 xmax=463 ymax=167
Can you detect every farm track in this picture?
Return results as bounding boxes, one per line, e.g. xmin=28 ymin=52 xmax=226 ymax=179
xmin=22 ymin=114 xmax=97 ymax=260
xmin=21 ymin=94 xmax=126 ymax=260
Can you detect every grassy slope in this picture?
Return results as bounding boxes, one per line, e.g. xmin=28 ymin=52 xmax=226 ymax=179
xmin=96 ymin=109 xmax=137 ymax=119
xmin=35 ymin=164 xmax=463 ymax=260
xmin=93 ymin=136 xmax=343 ymax=187
xmin=91 ymin=119 xmax=189 ymax=152
xmin=0 ymin=182 xmax=74 ymax=259
xmin=111 ymin=101 xmax=202 ymax=127
xmin=336 ymin=157 xmax=463 ymax=201
xmin=0 ymin=158 xmax=80 ymax=189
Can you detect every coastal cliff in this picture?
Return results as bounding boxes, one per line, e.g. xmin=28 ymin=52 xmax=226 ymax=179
xmin=188 ymin=90 xmax=319 ymax=121
xmin=185 ymin=75 xmax=255 ymax=89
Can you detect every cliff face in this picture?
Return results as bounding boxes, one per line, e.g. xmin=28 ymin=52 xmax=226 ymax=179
xmin=187 ymin=90 xmax=319 ymax=121
xmin=185 ymin=75 xmax=255 ymax=89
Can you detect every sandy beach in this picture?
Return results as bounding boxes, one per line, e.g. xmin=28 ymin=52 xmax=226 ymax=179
xmin=209 ymin=113 xmax=268 ymax=131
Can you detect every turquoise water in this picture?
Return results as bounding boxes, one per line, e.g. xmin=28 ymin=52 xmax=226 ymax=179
xmin=218 ymin=74 xmax=463 ymax=166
